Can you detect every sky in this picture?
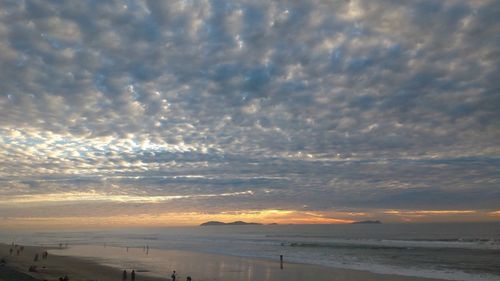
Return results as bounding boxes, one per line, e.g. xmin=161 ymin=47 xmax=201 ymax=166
xmin=0 ymin=0 xmax=499 ymax=228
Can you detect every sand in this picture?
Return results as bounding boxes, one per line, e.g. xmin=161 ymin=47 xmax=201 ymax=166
xmin=0 ymin=243 xmax=448 ymax=281
xmin=0 ymin=243 xmax=164 ymax=281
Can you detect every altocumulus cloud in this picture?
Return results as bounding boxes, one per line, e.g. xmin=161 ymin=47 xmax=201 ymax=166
xmin=0 ymin=0 xmax=499 ymax=223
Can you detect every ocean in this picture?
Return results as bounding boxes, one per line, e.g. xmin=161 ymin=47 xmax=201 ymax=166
xmin=1 ymin=223 xmax=499 ymax=281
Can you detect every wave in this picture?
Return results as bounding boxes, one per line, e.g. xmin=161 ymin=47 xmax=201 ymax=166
xmin=266 ymin=236 xmax=500 ymax=250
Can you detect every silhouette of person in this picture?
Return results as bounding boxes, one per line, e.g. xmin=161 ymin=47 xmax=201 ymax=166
xmin=171 ymin=270 xmax=177 ymax=281
xmin=122 ymin=270 xmax=127 ymax=280
xmin=187 ymin=276 xmax=192 ymax=281
xmin=131 ymin=270 xmax=136 ymax=281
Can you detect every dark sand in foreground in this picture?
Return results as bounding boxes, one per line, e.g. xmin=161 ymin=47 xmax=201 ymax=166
xmin=0 ymin=243 xmax=164 ymax=281
xmin=1 ymin=243 xmax=448 ymax=281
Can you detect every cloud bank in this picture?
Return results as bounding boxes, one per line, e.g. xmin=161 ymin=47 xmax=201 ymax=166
xmin=0 ymin=0 xmax=499 ymax=225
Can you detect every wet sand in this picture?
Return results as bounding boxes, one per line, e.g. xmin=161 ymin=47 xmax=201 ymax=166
xmin=0 ymin=243 xmax=164 ymax=281
xmin=1 ymin=243 xmax=448 ymax=281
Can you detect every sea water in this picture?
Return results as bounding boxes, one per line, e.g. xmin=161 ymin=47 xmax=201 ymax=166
xmin=1 ymin=223 xmax=500 ymax=280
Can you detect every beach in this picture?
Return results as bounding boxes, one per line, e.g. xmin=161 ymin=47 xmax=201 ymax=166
xmin=0 ymin=243 xmax=164 ymax=281
xmin=0 ymin=243 xmax=451 ymax=281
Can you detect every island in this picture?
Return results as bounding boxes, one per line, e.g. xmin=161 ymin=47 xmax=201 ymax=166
xmin=200 ymin=221 xmax=263 ymax=226
xmin=351 ymin=220 xmax=382 ymax=224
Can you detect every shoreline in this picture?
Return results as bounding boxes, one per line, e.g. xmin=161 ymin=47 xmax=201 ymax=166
xmin=0 ymin=243 xmax=165 ymax=281
xmin=0 ymin=243 xmax=451 ymax=281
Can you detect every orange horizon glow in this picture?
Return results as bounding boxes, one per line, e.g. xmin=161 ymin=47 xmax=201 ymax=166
xmin=384 ymin=210 xmax=477 ymax=215
xmin=1 ymin=207 xmax=499 ymax=229
xmin=488 ymin=211 xmax=500 ymax=216
xmin=0 ymin=209 xmax=356 ymax=229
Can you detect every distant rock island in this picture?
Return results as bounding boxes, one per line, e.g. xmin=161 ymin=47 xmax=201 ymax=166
xmin=200 ymin=221 xmax=263 ymax=226
xmin=351 ymin=220 xmax=382 ymax=224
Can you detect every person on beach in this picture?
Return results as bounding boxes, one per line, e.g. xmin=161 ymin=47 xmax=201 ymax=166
xmin=122 ymin=269 xmax=127 ymax=280
xmin=171 ymin=270 xmax=177 ymax=281
xmin=187 ymin=276 xmax=192 ymax=281
xmin=131 ymin=270 xmax=136 ymax=281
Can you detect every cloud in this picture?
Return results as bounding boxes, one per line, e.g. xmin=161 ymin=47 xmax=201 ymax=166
xmin=0 ymin=0 xmax=499 ymax=225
